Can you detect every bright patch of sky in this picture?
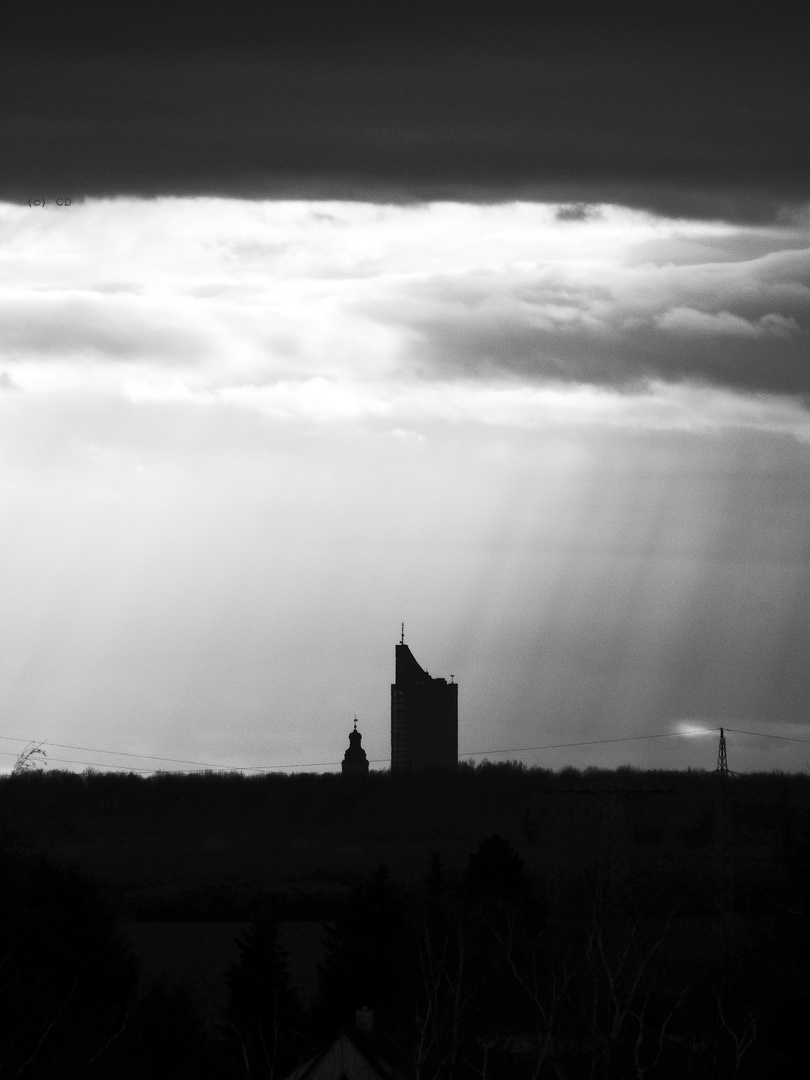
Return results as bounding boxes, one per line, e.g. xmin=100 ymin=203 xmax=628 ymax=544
xmin=1 ymin=198 xmax=809 ymax=775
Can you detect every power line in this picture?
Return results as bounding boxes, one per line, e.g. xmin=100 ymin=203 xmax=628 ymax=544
xmin=724 ymin=726 xmax=810 ymax=746
xmin=0 ymin=749 xmax=156 ymax=774
xmin=0 ymin=745 xmax=338 ymax=774
xmin=0 ymin=734 xmax=268 ymax=771
xmin=2 ymin=724 xmax=806 ymax=776
xmin=458 ymin=731 xmax=698 ymax=757
xmin=0 ymin=727 xmax=719 ymax=775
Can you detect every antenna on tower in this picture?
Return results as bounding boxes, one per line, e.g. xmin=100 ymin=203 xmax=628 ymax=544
xmin=716 ymin=727 xmax=729 ymax=777
xmin=401 ymin=622 xmax=404 ymax=645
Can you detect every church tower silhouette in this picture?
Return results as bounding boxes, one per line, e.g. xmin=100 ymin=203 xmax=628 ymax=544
xmin=341 ymin=718 xmax=370 ymax=776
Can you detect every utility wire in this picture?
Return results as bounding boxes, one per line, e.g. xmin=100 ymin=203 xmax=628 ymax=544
xmin=0 ymin=727 xmax=721 ymax=775
xmin=2 ymin=724 xmax=804 ymax=776
xmin=0 ymin=749 xmax=156 ymax=774
xmin=459 ymin=731 xmax=696 ymax=757
xmin=0 ymin=735 xmax=268 ymax=771
xmin=724 ymin=726 xmax=810 ymax=745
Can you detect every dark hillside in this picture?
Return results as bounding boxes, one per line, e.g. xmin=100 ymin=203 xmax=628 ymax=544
xmin=0 ymin=764 xmax=806 ymax=921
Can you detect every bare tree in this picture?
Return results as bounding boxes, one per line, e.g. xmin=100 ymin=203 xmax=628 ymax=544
xmin=483 ymin=892 xmax=684 ymax=1080
xmin=12 ymin=742 xmax=46 ymax=775
xmin=714 ymin=982 xmax=762 ymax=1079
xmin=414 ymin=899 xmax=481 ymax=1079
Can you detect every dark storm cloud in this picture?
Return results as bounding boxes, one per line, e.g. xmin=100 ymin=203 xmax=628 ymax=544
xmin=1 ymin=1 xmax=808 ymax=221
xmin=555 ymin=205 xmax=599 ymax=223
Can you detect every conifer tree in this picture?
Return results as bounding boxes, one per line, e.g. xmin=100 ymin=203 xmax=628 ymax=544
xmin=225 ymin=919 xmax=303 ymax=1079
xmin=314 ymin=865 xmax=409 ymax=1038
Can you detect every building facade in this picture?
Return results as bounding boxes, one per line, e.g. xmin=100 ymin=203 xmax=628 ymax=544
xmin=390 ymin=637 xmax=457 ymax=771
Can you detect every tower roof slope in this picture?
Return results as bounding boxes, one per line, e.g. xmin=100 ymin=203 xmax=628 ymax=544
xmin=395 ymin=643 xmax=433 ymax=684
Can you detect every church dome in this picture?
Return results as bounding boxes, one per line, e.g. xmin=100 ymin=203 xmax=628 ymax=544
xmin=341 ymin=718 xmax=369 ymax=776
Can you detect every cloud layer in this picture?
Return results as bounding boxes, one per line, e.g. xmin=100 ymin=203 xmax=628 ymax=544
xmin=385 ymin=247 xmax=810 ymax=395
xmin=2 ymin=199 xmax=809 ymax=416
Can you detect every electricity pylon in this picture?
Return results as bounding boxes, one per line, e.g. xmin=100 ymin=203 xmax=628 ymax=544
xmin=713 ymin=727 xmax=733 ymax=945
xmin=716 ymin=726 xmax=729 ymax=777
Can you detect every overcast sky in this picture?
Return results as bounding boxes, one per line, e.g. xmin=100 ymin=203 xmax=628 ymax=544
xmin=1 ymin=2 xmax=809 ymax=774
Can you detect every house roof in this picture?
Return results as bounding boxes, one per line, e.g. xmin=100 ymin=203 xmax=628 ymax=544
xmin=284 ymin=1027 xmax=402 ymax=1080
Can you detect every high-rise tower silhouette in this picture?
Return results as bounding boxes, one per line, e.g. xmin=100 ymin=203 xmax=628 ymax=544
xmin=390 ymin=631 xmax=457 ymax=771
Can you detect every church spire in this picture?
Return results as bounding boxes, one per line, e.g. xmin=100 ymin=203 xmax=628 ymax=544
xmin=342 ymin=717 xmax=369 ymax=776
